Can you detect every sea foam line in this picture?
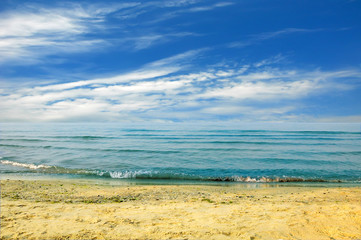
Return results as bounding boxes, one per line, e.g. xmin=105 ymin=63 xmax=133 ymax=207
xmin=217 ymin=176 xmax=330 ymax=183
xmin=0 ymin=159 xmax=343 ymax=182
xmin=107 ymin=170 xmax=155 ymax=179
xmin=0 ymin=160 xmax=51 ymax=169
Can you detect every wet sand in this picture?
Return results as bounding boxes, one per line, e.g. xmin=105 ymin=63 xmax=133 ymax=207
xmin=1 ymin=179 xmax=361 ymax=239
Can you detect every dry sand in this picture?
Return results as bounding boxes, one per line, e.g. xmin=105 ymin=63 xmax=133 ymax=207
xmin=1 ymin=179 xmax=361 ymax=239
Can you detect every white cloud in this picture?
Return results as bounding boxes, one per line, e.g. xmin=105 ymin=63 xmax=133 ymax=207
xmin=252 ymin=28 xmax=324 ymax=41
xmin=158 ymin=0 xmax=200 ymax=8
xmin=33 ymin=68 xmax=178 ymax=92
xmin=189 ymin=2 xmax=234 ymax=12
xmin=141 ymin=1 xmax=235 ymax=24
xmin=123 ymin=32 xmax=198 ymax=51
xmin=146 ymin=48 xmax=208 ymax=69
xmin=200 ymin=79 xmax=316 ymax=100
xmin=0 ymin=12 xmax=84 ymax=38
xmin=0 ymin=4 xmax=120 ymax=63
xmin=200 ymin=106 xmax=295 ymax=122
xmin=1 ymin=53 xmax=359 ymax=122
xmin=316 ymin=115 xmax=361 ymax=123
xmin=0 ymin=2 xmax=205 ymax=64
xmin=228 ymin=28 xmax=325 ymax=48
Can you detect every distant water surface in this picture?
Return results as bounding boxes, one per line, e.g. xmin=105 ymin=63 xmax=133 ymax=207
xmin=1 ymin=122 xmax=360 ymax=183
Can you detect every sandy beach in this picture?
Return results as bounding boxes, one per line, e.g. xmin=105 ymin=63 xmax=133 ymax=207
xmin=1 ymin=180 xmax=361 ymax=240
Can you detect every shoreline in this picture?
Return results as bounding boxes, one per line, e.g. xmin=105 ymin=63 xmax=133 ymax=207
xmin=1 ymin=179 xmax=361 ymax=239
xmin=1 ymin=172 xmax=359 ymax=186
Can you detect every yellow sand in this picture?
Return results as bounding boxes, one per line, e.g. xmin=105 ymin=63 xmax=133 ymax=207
xmin=1 ymin=180 xmax=361 ymax=240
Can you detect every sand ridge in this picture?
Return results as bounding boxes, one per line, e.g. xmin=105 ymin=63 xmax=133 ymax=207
xmin=1 ymin=180 xmax=361 ymax=239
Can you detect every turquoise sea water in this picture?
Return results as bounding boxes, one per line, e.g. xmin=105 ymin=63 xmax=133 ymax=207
xmin=1 ymin=123 xmax=360 ymax=183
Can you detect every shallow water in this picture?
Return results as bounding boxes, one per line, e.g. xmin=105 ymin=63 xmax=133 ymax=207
xmin=1 ymin=122 xmax=360 ymax=182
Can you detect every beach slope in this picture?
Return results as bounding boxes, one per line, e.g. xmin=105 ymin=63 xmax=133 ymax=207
xmin=1 ymin=180 xmax=361 ymax=239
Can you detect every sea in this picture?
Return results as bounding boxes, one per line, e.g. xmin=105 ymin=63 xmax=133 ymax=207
xmin=1 ymin=122 xmax=360 ymax=183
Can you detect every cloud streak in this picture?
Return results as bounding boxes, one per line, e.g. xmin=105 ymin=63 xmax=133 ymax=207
xmin=0 ymin=4 xmax=117 ymax=64
xmin=228 ymin=28 xmax=325 ymax=48
xmin=1 ymin=52 xmax=359 ymax=122
xmin=0 ymin=1 xmax=234 ymax=65
xmin=188 ymin=2 xmax=234 ymax=12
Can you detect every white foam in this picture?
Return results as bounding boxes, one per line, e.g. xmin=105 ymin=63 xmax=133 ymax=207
xmin=0 ymin=160 xmax=51 ymax=169
xmin=109 ymin=170 xmax=154 ymax=179
xmin=232 ymin=176 xmax=280 ymax=182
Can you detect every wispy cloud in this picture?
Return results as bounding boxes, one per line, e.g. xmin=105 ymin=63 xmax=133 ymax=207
xmin=1 ymin=52 xmax=359 ymax=122
xmin=228 ymin=28 xmax=325 ymax=48
xmin=138 ymin=1 xmax=234 ymax=24
xmin=188 ymin=2 xmax=234 ymax=12
xmin=0 ymin=1 xmax=217 ymax=65
xmin=0 ymin=4 xmax=122 ymax=64
xmin=316 ymin=115 xmax=361 ymax=123
xmin=251 ymin=28 xmax=323 ymax=41
xmin=145 ymin=48 xmax=208 ymax=68
xmin=121 ymin=32 xmax=199 ymax=51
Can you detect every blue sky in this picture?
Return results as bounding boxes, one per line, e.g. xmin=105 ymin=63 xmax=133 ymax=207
xmin=0 ymin=0 xmax=360 ymax=122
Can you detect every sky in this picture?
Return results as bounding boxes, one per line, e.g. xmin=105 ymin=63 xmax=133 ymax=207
xmin=0 ymin=0 xmax=360 ymax=123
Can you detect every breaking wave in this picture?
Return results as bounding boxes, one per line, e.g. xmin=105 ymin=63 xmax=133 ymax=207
xmin=0 ymin=160 xmax=347 ymax=183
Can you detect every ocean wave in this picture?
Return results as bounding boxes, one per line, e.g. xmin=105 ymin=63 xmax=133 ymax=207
xmin=0 ymin=160 xmax=52 ymax=170
xmin=50 ymin=136 xmax=113 ymax=140
xmin=206 ymin=141 xmax=337 ymax=146
xmin=216 ymin=176 xmax=330 ymax=183
xmin=1 ymin=138 xmax=46 ymax=142
xmin=94 ymin=172 xmax=341 ymax=183
xmin=0 ymin=160 xmax=95 ymax=175
xmin=107 ymin=170 xmax=156 ymax=179
xmin=0 ymin=160 xmax=349 ymax=183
